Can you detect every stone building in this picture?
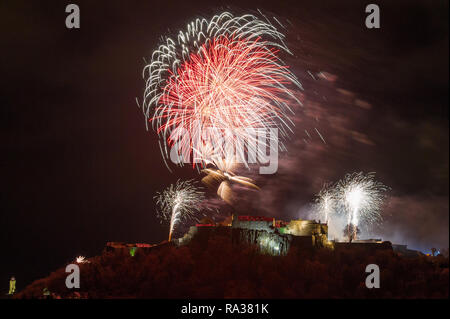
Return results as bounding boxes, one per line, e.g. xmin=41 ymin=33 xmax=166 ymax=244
xmin=175 ymin=215 xmax=332 ymax=256
xmin=231 ymin=215 xmax=331 ymax=255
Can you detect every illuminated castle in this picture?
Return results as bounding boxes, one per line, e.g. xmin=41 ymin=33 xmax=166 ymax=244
xmin=177 ymin=214 xmax=332 ymax=255
xmin=105 ymin=215 xmax=395 ymax=257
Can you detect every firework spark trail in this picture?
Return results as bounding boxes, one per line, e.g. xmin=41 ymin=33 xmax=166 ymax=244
xmin=142 ymin=12 xmax=302 ymax=169
xmin=155 ymin=180 xmax=205 ymax=241
xmin=314 ymin=183 xmax=336 ymax=223
xmin=335 ymin=172 xmax=389 ymax=228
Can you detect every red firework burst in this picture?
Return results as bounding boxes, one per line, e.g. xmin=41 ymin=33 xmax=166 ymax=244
xmin=151 ymin=36 xmax=299 ymax=167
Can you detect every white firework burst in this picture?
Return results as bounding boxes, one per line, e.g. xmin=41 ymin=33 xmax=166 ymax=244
xmin=335 ymin=172 xmax=389 ymax=228
xmin=155 ymin=179 xmax=205 ymax=241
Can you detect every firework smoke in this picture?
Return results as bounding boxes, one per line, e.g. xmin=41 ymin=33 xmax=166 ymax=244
xmin=201 ymin=162 xmax=260 ymax=205
xmin=141 ymin=11 xmax=302 ymax=170
xmin=155 ymin=180 xmax=205 ymax=241
xmin=198 ymin=146 xmax=259 ymax=204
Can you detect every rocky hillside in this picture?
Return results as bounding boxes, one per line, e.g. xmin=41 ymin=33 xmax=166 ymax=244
xmin=15 ymin=232 xmax=449 ymax=299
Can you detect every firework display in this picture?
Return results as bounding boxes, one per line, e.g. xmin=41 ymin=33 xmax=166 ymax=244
xmin=155 ymin=180 xmax=205 ymax=241
xmin=314 ymin=172 xmax=389 ymax=240
xmin=4 ymin=0 xmax=448 ymax=302
xmin=336 ymin=172 xmax=389 ymax=228
xmin=145 ymin=12 xmax=391 ymax=242
xmin=142 ymin=11 xmax=302 ymax=169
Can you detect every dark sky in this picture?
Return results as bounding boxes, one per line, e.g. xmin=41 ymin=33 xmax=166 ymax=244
xmin=0 ymin=0 xmax=448 ymax=290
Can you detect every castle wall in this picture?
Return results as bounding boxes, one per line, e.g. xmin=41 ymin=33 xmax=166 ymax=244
xmin=229 ymin=216 xmax=332 ymax=255
xmin=231 ymin=228 xmax=291 ymax=256
xmin=284 ymin=220 xmax=328 ymax=237
xmin=231 ymin=219 xmax=274 ymax=233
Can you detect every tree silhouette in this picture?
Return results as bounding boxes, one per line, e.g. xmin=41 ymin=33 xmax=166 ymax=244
xmin=343 ymin=223 xmax=360 ymax=243
xmin=431 ymin=248 xmax=437 ymax=256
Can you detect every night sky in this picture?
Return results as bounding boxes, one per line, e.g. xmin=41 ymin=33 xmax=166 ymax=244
xmin=1 ymin=0 xmax=448 ymax=290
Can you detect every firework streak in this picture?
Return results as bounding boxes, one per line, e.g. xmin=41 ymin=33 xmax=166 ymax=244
xmin=315 ymin=182 xmax=335 ymax=223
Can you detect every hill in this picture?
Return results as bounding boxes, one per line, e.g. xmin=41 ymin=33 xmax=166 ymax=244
xmin=14 ymin=232 xmax=449 ymax=299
